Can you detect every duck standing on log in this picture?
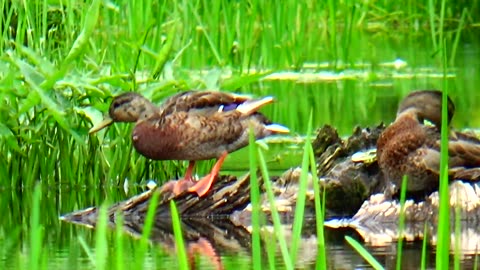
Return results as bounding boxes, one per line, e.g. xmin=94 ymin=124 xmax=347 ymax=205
xmin=376 ymin=90 xmax=480 ymax=195
xmin=89 ymin=91 xmax=289 ymax=197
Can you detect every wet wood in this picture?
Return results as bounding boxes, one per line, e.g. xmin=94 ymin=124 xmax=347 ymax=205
xmin=325 ymin=180 xmax=480 ymax=246
xmin=61 ymin=174 xmax=251 ymax=228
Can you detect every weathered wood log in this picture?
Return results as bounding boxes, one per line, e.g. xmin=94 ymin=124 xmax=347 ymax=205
xmin=313 ymin=124 xmax=388 ymax=215
xmin=61 ymin=174 xmax=251 ymax=226
xmin=325 ymin=181 xmax=480 ymax=247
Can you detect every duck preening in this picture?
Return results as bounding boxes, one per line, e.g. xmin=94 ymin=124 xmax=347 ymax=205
xmin=377 ymin=90 xmax=480 ymax=194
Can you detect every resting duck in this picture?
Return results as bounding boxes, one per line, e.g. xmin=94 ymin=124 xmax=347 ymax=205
xmin=376 ymin=90 xmax=480 ymax=194
xmin=89 ymin=91 xmax=289 ymax=197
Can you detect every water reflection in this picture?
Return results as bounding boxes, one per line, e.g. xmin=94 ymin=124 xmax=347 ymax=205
xmin=60 ymin=178 xmax=480 ymax=270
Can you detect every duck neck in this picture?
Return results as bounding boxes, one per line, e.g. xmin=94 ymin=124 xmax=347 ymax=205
xmin=129 ymin=97 xmax=157 ymax=122
xmin=136 ymin=99 xmax=157 ymax=121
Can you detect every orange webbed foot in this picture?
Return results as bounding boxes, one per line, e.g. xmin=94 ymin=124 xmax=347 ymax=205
xmin=188 ymin=152 xmax=228 ymax=197
xmin=160 ymin=179 xmax=195 ymax=196
xmin=159 ymin=161 xmax=197 ymax=196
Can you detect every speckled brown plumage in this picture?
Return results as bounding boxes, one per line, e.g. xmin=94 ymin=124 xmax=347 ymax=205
xmin=90 ymin=90 xmax=289 ymax=197
xmin=377 ymin=90 xmax=480 ymax=194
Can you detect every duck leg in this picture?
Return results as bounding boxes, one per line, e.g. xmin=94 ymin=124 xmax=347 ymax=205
xmin=188 ymin=151 xmax=228 ymax=197
xmin=160 ymin=161 xmax=197 ymax=196
xmin=172 ymin=161 xmax=196 ymax=195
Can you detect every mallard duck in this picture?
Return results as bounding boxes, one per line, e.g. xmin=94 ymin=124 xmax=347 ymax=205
xmin=376 ymin=90 xmax=480 ymax=194
xmin=89 ymin=91 xmax=289 ymax=197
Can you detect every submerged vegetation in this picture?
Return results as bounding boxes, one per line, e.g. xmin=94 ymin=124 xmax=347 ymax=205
xmin=1 ymin=0 xmax=480 ymax=269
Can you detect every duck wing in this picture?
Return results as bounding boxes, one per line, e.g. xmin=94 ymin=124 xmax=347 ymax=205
xmin=158 ymin=91 xmax=265 ymax=118
xmin=448 ymin=140 xmax=480 ymax=168
xmin=424 ymin=131 xmax=480 ymax=181
xmin=418 ymin=129 xmax=480 ymax=180
xmin=419 ymin=146 xmax=480 ymax=182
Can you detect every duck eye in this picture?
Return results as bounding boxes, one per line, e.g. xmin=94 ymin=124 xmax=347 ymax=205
xmin=113 ymin=101 xmax=121 ymax=109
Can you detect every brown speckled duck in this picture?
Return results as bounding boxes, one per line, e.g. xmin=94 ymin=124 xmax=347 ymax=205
xmin=89 ymin=91 xmax=289 ymax=197
xmin=377 ymin=90 xmax=480 ymax=194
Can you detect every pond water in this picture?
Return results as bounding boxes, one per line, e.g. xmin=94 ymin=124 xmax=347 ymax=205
xmin=2 ymin=28 xmax=480 ymax=269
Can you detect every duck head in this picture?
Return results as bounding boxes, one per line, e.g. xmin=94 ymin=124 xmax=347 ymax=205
xmin=89 ymin=92 xmax=155 ymax=133
xmin=397 ymin=90 xmax=455 ymax=128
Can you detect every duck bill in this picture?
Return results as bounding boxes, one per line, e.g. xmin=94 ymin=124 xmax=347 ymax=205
xmin=89 ymin=117 xmax=113 ymax=134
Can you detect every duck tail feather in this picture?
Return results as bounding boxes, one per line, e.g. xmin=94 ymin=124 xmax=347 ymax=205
xmin=236 ymin=96 xmax=274 ymax=115
xmin=265 ymin=123 xmax=290 ymax=134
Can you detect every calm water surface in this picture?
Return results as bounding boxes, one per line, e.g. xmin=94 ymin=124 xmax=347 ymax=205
xmin=2 ymin=30 xmax=480 ymax=269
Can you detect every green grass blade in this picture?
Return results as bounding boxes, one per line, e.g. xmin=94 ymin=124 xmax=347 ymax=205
xmin=427 ymin=0 xmax=437 ymax=49
xmin=308 ymin=144 xmax=326 ymax=270
xmin=249 ymin=128 xmax=262 ymax=270
xmin=221 ymin=70 xmax=274 ymax=91
xmin=95 ymin=203 xmax=109 ymax=270
xmin=345 ymin=236 xmax=384 ymax=270
xmin=135 ymin=190 xmax=160 ymax=268
xmin=421 ymin=223 xmax=428 ymax=270
xmin=454 ymin=199 xmax=461 ymax=270
xmin=474 ymin=253 xmax=479 ymax=270
xmin=396 ymin=176 xmax=408 ymax=270
xmin=436 ymin=38 xmax=450 ymax=270
xmin=327 ymin=0 xmax=338 ymax=66
xmin=170 ymin=200 xmax=189 ymax=270
xmin=29 ymin=184 xmax=43 ymax=270
xmin=187 ymin=1 xmax=222 ymax=65
xmin=78 ymin=236 xmax=96 ymax=266
xmin=289 ymin=113 xmax=313 ymax=263
xmin=152 ymin=21 xmax=177 ymax=79
xmin=115 ymin=213 xmax=125 ymax=270
xmin=258 ymin=149 xmax=293 ymax=270
xmin=62 ymin=0 xmax=102 ymax=68
xmin=449 ymin=8 xmax=467 ymax=66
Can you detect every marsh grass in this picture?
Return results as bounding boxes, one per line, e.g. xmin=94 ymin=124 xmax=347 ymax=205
xmin=94 ymin=204 xmax=108 ymax=270
xmin=248 ymin=129 xmax=262 ymax=270
xmin=288 ymin=114 xmax=312 ymax=263
xmin=421 ymin=224 xmax=429 ymax=269
xmin=395 ymin=176 xmax=408 ymax=270
xmin=308 ymin=138 xmax=327 ymax=270
xmin=135 ymin=190 xmax=160 ymax=269
xmin=1 ymin=0 xmax=480 ymax=269
xmin=345 ymin=236 xmax=384 ymax=270
xmin=248 ymin=112 xmax=327 ymax=270
xmin=29 ymin=184 xmax=44 ymax=270
xmin=258 ymin=146 xmax=293 ymax=269
xmin=436 ymin=39 xmax=450 ymax=270
xmin=170 ymin=200 xmax=189 ymax=270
